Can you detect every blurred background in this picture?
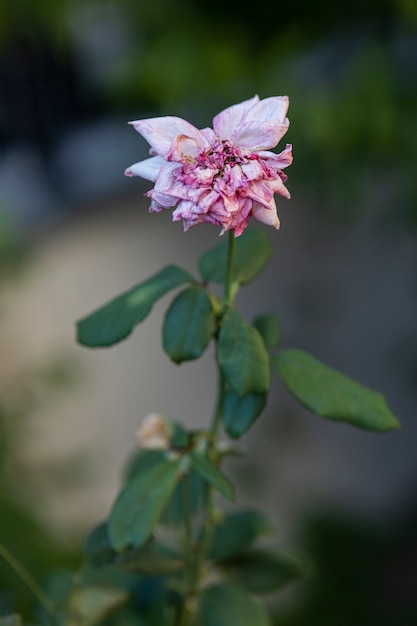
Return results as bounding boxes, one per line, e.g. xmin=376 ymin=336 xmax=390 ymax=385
xmin=0 ymin=0 xmax=416 ymax=622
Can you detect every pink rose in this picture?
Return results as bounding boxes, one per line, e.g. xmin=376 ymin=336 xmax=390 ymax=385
xmin=125 ymin=95 xmax=292 ymax=236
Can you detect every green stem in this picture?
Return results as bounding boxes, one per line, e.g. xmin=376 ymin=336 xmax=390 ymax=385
xmin=210 ymin=230 xmax=235 ymax=438
xmin=191 ymin=231 xmax=237 ymax=595
xmin=0 ymin=541 xmax=55 ymax=619
xmin=182 ymin=473 xmax=193 ymax=583
xmin=209 ymin=367 xmax=225 ymax=438
xmin=224 ymin=230 xmax=236 ymax=308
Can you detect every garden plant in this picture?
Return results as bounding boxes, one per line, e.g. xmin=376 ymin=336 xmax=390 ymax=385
xmin=0 ymin=95 xmax=400 ymax=626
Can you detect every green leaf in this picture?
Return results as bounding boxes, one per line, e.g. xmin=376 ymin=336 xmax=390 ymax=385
xmin=168 ymin=419 xmax=190 ymax=448
xmin=84 ymin=522 xmax=116 ymax=568
xmin=83 ymin=521 xmax=183 ymax=574
xmin=108 ymin=457 xmax=180 ymax=552
xmin=198 ymin=583 xmax=271 ymax=626
xmin=163 ymin=285 xmax=215 ymax=363
xmin=199 ymin=229 xmax=273 ymax=285
xmin=125 ymin=450 xmax=207 ymax=526
xmin=218 ymin=309 xmax=270 ymax=395
xmin=209 ymin=510 xmax=271 ymax=561
xmin=161 ymin=471 xmax=208 ymax=526
xmin=272 ymin=349 xmax=400 ymax=432
xmin=253 ymin=314 xmax=281 ymax=349
xmin=190 ymin=451 xmax=234 ymax=501
xmin=223 ymin=390 xmax=267 ymax=438
xmin=124 ymin=450 xmax=166 ymax=483
xmin=77 ymin=265 xmax=193 ymax=347
xmin=220 ymin=550 xmax=303 ymax=593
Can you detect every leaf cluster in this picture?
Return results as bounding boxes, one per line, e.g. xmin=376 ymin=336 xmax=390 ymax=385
xmin=77 ymin=228 xmax=400 ymax=435
xmin=73 ymin=458 xmax=304 ymax=626
xmin=48 ymin=227 xmax=400 ymax=626
xmin=24 ymin=436 xmax=303 ymax=626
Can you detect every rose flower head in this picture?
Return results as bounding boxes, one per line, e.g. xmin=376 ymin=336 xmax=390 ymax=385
xmin=125 ymin=95 xmax=292 ymax=237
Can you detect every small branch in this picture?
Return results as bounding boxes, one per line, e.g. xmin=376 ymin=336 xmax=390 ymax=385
xmin=0 ymin=541 xmax=55 ymax=619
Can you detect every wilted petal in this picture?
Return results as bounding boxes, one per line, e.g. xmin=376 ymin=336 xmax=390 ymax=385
xmin=213 ymin=95 xmax=259 ymax=140
xmin=251 ymin=202 xmax=280 ymax=229
xmin=215 ymin=163 xmax=244 ymax=196
xmin=270 ymin=176 xmax=291 ymax=199
xmin=200 ymin=127 xmax=217 ymax=144
xmin=153 ymin=162 xmax=182 ymax=193
xmin=173 ymin=200 xmax=209 ymax=223
xmin=150 ymin=190 xmax=178 ymax=208
xmin=258 ymin=144 xmax=293 ymax=170
xmin=173 ymin=200 xmax=194 ymax=221
xmin=220 ymin=198 xmax=252 ymax=236
xmin=194 ymin=166 xmax=217 ymax=185
xmin=129 ymin=116 xmax=209 ymax=158
xmin=231 ymin=216 xmax=252 ymax=236
xmin=167 ymin=134 xmax=201 ymax=162
xmin=241 ymin=160 xmax=264 ymax=181
xmin=208 ymin=196 xmax=231 ymax=219
xmin=124 ymin=156 xmax=166 ymax=182
xmin=231 ymin=120 xmax=289 ymax=151
xmin=197 ymin=189 xmax=221 ymax=212
xmin=149 ymin=198 xmax=165 ymax=213
xmin=243 ymin=96 xmax=289 ymax=125
xmin=220 ymin=191 xmax=241 ymax=215
xmin=244 ymin=180 xmax=275 ymax=207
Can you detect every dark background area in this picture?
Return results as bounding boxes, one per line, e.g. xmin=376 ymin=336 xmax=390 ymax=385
xmin=0 ymin=0 xmax=416 ymax=227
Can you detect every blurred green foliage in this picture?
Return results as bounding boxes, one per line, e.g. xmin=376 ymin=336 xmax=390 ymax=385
xmin=0 ymin=214 xmax=28 ymax=278
xmin=0 ymin=0 xmax=416 ymax=224
xmin=273 ymin=511 xmax=417 ymax=626
xmin=0 ymin=406 xmax=77 ymax=618
xmin=0 ymin=253 xmax=80 ymax=618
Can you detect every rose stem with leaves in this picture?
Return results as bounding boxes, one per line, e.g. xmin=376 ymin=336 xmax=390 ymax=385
xmin=178 ymin=231 xmax=236 ymax=625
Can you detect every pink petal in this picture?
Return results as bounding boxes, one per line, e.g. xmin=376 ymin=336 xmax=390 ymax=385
xmin=173 ymin=201 xmax=210 ymax=224
xmin=198 ymin=189 xmax=221 ymax=212
xmin=231 ymin=217 xmax=251 ymax=237
xmin=129 ymin=116 xmax=209 ymax=158
xmin=214 ymin=163 xmax=244 ymax=196
xmin=258 ymin=144 xmax=293 ymax=169
xmin=212 ymin=95 xmax=260 ymax=140
xmin=220 ymin=198 xmax=252 ymax=236
xmin=200 ymin=127 xmax=217 ymax=144
xmin=166 ymin=134 xmax=201 ymax=162
xmin=153 ymin=162 xmax=182 ymax=195
xmin=241 ymin=160 xmax=264 ymax=181
xmin=251 ymin=202 xmax=280 ymax=229
xmin=231 ymin=120 xmax=289 ymax=151
xmin=220 ymin=192 xmax=241 ymax=215
xmin=270 ymin=176 xmax=291 ymax=199
xmin=194 ymin=167 xmax=217 ymax=186
xmin=149 ymin=199 xmax=164 ymax=213
xmin=243 ymin=96 xmax=289 ymax=125
xmin=124 ymin=156 xmax=166 ymax=182
xmin=244 ymin=180 xmax=275 ymax=207
xmin=150 ymin=191 xmax=178 ymax=208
